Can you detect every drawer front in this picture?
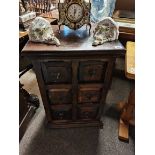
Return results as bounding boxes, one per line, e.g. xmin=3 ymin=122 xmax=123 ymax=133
xmin=79 ymin=61 xmax=107 ymax=82
xmin=77 ymin=106 xmax=98 ymax=120
xmin=78 ymin=85 xmax=102 ymax=103
xmin=51 ymin=106 xmax=72 ymax=121
xmin=48 ymin=88 xmax=72 ymax=104
xmin=41 ymin=61 xmax=71 ymax=84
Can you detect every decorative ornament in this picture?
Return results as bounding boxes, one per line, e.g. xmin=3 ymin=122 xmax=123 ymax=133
xmin=28 ymin=17 xmax=60 ymax=46
xmin=58 ymin=0 xmax=91 ymax=32
xmin=92 ymin=17 xmax=119 ymax=46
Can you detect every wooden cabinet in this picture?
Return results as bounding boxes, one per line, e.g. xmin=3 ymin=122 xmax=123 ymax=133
xmin=22 ymin=25 xmax=125 ymax=128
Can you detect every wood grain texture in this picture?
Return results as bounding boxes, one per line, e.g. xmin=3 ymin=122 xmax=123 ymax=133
xmin=71 ymin=60 xmax=78 ymax=120
xmin=121 ymin=89 xmax=135 ymax=125
xmin=118 ymin=118 xmax=129 ymax=141
xmin=115 ymin=0 xmax=135 ymax=11
xmin=32 ymin=61 xmax=52 ymax=122
xmin=22 ymin=25 xmax=125 ymax=56
xmin=125 ymin=41 xmax=135 ymax=79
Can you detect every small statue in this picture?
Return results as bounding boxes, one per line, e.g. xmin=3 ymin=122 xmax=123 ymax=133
xmin=28 ymin=17 xmax=60 ymax=46
xmin=92 ymin=17 xmax=119 ymax=46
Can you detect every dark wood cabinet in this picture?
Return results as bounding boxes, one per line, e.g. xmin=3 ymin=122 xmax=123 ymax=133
xmin=22 ymin=25 xmax=125 ymax=128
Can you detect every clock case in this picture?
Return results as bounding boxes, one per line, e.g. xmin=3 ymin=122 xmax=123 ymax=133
xmin=58 ymin=0 xmax=91 ymax=32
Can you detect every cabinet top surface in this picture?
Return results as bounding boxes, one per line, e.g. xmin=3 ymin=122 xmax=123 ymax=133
xmin=22 ymin=25 xmax=125 ymax=56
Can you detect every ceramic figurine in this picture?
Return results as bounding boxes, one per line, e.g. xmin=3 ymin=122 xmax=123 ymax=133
xmin=92 ymin=17 xmax=119 ymax=46
xmin=28 ymin=17 xmax=60 ymax=46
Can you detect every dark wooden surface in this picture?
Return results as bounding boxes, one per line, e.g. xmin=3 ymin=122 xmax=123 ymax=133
xmin=22 ymin=25 xmax=125 ymax=128
xmin=115 ymin=0 xmax=135 ymax=11
xmin=22 ymin=25 xmax=125 ymax=56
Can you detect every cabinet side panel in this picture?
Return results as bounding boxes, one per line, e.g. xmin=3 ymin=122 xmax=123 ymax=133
xmin=33 ymin=61 xmax=52 ymax=122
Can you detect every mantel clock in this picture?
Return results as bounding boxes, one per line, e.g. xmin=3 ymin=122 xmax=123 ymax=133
xmin=58 ymin=0 xmax=91 ymax=32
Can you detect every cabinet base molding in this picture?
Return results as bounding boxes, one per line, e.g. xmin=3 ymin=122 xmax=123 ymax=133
xmin=46 ymin=120 xmax=103 ymax=129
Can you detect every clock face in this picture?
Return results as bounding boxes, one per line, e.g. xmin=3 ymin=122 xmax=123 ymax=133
xmin=58 ymin=0 xmax=91 ymax=30
xmin=67 ymin=3 xmax=83 ymax=22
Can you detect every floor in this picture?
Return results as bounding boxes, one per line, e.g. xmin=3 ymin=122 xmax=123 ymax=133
xmin=19 ymin=60 xmax=135 ymax=155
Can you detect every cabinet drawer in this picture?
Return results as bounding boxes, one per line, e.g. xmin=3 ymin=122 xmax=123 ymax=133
xmin=48 ymin=87 xmax=72 ymax=104
xmin=51 ymin=105 xmax=72 ymax=121
xmin=48 ymin=89 xmax=72 ymax=104
xmin=77 ymin=106 xmax=98 ymax=120
xmin=79 ymin=61 xmax=107 ymax=82
xmin=78 ymin=85 xmax=102 ymax=103
xmin=41 ymin=61 xmax=71 ymax=84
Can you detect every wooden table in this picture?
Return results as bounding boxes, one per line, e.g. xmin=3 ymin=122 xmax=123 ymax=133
xmin=118 ymin=41 xmax=135 ymax=141
xmin=22 ymin=25 xmax=125 ymax=129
